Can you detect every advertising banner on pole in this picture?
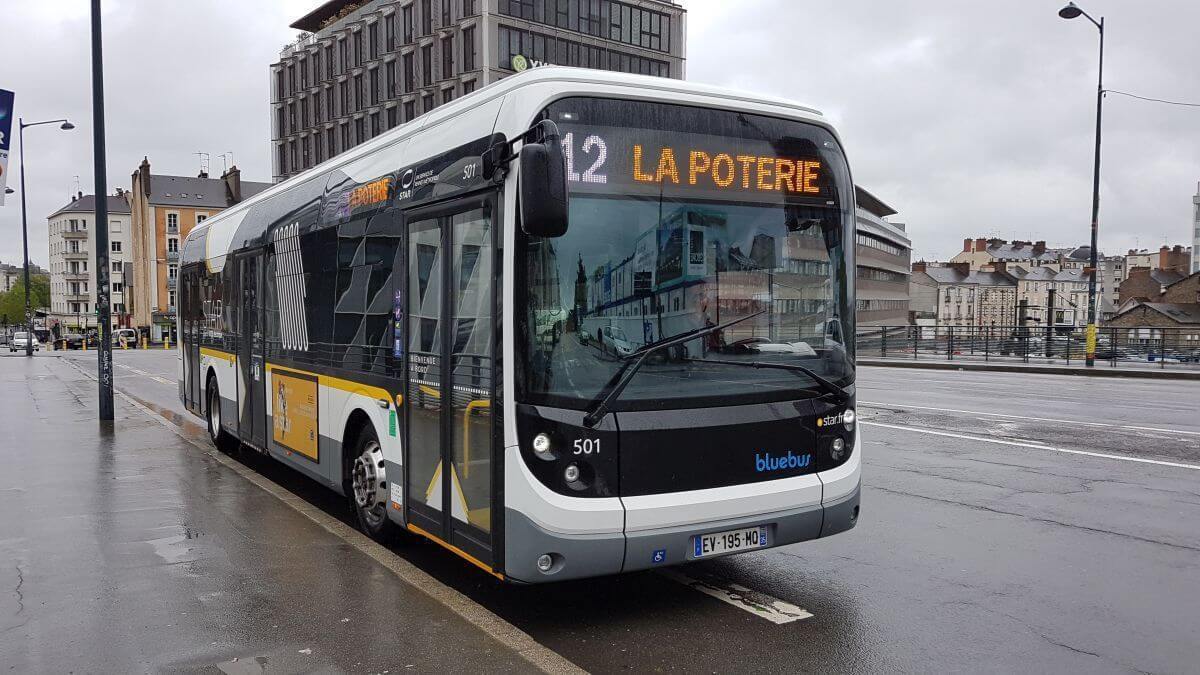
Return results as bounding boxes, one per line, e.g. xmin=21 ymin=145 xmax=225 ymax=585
xmin=0 ymin=89 xmax=13 ymax=206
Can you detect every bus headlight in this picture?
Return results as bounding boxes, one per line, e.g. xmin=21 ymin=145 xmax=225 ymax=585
xmin=843 ymin=408 xmax=856 ymax=430
xmin=563 ymin=463 xmax=581 ymax=483
xmin=830 ymin=437 xmax=846 ymax=460
xmin=532 ymin=433 xmax=554 ymax=460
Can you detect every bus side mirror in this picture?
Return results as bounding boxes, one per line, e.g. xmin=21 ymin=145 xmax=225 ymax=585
xmin=519 ymin=132 xmax=569 ymax=238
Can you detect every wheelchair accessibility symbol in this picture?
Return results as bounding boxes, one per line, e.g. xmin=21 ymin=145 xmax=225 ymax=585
xmin=651 ymin=549 xmax=667 ymax=564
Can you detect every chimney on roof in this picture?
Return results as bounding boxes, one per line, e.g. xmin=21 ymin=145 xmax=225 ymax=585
xmin=198 ymin=170 xmax=209 ymax=179
xmin=975 ymin=237 xmax=987 ymax=252
xmin=963 ymin=238 xmax=973 ymax=253
xmin=911 ymin=261 xmax=927 ymax=273
xmin=949 ymin=262 xmax=970 ymax=276
xmin=222 ymin=165 xmax=243 ymax=205
xmin=137 ymin=157 xmax=151 ymax=197
xmin=1033 ymin=241 xmax=1046 ymax=255
xmin=988 ymin=237 xmax=1004 ymax=246
xmin=77 ymin=191 xmax=83 ymax=201
xmin=1011 ymin=241 xmax=1025 ymax=250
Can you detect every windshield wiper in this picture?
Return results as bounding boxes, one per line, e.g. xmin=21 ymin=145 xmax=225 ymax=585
xmin=581 ymin=311 xmax=765 ymax=428
xmin=686 ymin=357 xmax=851 ymax=404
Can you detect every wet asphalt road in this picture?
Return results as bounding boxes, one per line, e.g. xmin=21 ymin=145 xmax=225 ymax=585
xmin=11 ymin=349 xmax=1200 ymax=673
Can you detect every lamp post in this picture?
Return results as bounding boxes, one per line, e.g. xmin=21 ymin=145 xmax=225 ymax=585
xmin=18 ymin=117 xmax=75 ymax=356
xmin=1058 ymin=1 xmax=1104 ymax=367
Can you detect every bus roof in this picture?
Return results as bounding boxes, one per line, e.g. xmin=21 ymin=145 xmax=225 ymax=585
xmin=183 ymin=67 xmax=833 ymax=271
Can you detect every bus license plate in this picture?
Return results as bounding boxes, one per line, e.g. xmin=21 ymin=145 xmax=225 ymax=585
xmin=693 ymin=526 xmax=769 ymax=559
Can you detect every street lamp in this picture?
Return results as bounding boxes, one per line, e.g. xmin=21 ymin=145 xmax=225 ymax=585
xmin=18 ymin=117 xmax=75 ymax=355
xmin=1058 ymin=1 xmax=1104 ymax=367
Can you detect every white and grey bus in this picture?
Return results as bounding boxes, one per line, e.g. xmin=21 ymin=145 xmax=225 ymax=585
xmin=179 ymin=68 xmax=860 ymax=583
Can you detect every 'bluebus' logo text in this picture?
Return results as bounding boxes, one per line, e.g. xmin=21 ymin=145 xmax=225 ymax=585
xmin=755 ymin=451 xmax=812 ymax=472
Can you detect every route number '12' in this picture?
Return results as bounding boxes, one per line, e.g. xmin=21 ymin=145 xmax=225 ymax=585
xmin=561 ymin=132 xmax=608 ymax=184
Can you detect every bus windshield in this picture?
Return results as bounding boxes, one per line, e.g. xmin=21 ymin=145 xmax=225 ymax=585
xmin=518 ymin=98 xmax=856 ymax=411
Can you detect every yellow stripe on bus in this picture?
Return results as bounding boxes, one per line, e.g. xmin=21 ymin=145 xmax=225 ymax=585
xmin=264 ymin=363 xmax=390 ymax=403
xmin=406 ymin=522 xmax=503 ymax=580
xmin=200 ymin=347 xmax=236 ymax=363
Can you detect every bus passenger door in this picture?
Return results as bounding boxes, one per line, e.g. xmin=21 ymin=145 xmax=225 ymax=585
xmin=404 ymin=196 xmax=498 ymax=569
xmin=237 ymin=253 xmax=267 ymax=449
xmin=181 ymin=268 xmax=201 ymax=412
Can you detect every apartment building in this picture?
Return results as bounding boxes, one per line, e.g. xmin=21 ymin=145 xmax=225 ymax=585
xmin=127 ymin=159 xmax=270 ymax=341
xmin=45 ymin=194 xmax=133 ymax=333
xmin=910 ymin=262 xmax=1017 ymax=328
xmin=1193 ymin=182 xmax=1199 ymax=274
xmin=270 ymin=0 xmax=687 ymax=181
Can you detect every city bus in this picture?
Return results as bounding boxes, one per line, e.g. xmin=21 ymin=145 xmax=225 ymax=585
xmin=178 ymin=67 xmax=860 ymax=583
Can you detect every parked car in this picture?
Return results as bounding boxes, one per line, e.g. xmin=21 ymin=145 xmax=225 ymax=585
xmin=10 ymin=332 xmax=39 ymax=352
xmin=63 ymin=333 xmax=85 ymax=350
xmin=113 ymin=328 xmax=139 ymax=348
xmin=597 ymin=325 xmax=635 ymax=357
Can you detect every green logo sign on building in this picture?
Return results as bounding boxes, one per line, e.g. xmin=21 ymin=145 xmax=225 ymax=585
xmin=511 ymin=54 xmax=529 ymax=72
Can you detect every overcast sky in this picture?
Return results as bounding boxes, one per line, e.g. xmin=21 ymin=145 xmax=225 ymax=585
xmin=3 ymin=0 xmax=1198 ymax=269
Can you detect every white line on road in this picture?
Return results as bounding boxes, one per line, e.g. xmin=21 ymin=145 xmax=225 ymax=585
xmin=660 ymin=569 xmax=813 ymax=624
xmin=860 ymin=401 xmax=1200 ymax=437
xmin=862 ymin=421 xmax=1200 ymax=471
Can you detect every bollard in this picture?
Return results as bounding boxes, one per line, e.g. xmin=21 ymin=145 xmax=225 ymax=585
xmin=165 ymin=336 xmax=170 ymax=350
xmin=83 ymin=338 xmax=88 ymax=351
xmin=142 ymin=336 xmax=148 ymax=349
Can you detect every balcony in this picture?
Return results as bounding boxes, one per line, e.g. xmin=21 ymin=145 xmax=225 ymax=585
xmin=166 ymin=250 xmax=180 ymax=262
xmin=167 ymin=277 xmax=177 ymax=289
xmin=63 ymin=250 xmax=88 ymax=260
xmin=63 ymin=271 xmax=88 ymax=282
xmin=166 ymin=224 xmax=179 ymax=235
xmin=64 ymin=293 xmax=89 ymax=303
xmin=62 ymin=229 xmax=88 ymax=239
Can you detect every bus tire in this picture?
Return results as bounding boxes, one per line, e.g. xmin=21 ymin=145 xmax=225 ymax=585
xmin=206 ymin=375 xmax=238 ymax=455
xmin=348 ymin=423 xmax=400 ymax=543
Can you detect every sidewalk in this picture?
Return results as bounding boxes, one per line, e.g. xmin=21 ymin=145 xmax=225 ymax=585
xmin=859 ymin=356 xmax=1200 ymax=380
xmin=0 ymin=357 xmax=561 ymax=673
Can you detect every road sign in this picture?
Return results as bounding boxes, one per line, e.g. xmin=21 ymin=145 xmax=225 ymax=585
xmin=0 ymin=89 xmax=14 ymax=206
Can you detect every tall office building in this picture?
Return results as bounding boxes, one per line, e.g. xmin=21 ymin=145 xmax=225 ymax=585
xmin=1192 ymin=181 xmax=1199 ymax=274
xmin=271 ymin=0 xmax=687 ymax=181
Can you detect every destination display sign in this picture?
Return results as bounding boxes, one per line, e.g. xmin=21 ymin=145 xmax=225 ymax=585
xmin=556 ymin=124 xmax=834 ymax=203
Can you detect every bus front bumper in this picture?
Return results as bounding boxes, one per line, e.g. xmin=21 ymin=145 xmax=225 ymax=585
xmin=503 ymin=445 xmax=862 ymax=584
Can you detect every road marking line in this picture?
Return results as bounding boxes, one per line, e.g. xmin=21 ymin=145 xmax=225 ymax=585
xmin=860 ymin=401 xmax=1200 ymax=437
xmin=151 ymin=376 xmax=173 ymax=385
xmin=862 ymin=421 xmax=1200 ymax=471
xmin=58 ymin=359 xmax=584 ymax=675
xmin=660 ymin=569 xmax=813 ymax=624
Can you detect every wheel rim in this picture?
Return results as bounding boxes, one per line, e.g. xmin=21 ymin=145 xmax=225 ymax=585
xmin=351 ymin=439 xmax=388 ymax=528
xmin=208 ymin=386 xmax=221 ymax=439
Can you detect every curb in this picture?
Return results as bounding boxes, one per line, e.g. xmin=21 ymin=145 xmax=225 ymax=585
xmin=858 ymin=358 xmax=1200 ymax=380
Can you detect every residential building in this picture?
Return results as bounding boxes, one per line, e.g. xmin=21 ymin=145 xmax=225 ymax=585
xmin=1193 ymin=182 xmax=1199 ymax=274
xmin=854 ymin=187 xmax=911 ymax=326
xmin=1107 ymin=271 xmax=1200 ymax=353
xmin=910 ymin=262 xmax=1017 ymax=328
xmin=45 ymin=193 xmax=133 ymax=333
xmin=271 ymin=0 xmax=687 ymax=181
xmin=1118 ymin=267 xmax=1187 ymax=308
xmin=951 ymin=238 xmax=1066 ymax=270
xmin=1003 ymin=263 xmax=1090 ymax=328
xmin=127 ymin=159 xmax=270 ymax=341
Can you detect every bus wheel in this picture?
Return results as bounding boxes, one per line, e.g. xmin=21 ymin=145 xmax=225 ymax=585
xmin=206 ymin=377 xmax=238 ymax=454
xmin=350 ymin=425 xmax=399 ymax=542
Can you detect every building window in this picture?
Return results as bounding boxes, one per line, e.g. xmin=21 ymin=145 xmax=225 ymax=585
xmin=168 ymin=264 xmax=178 ymax=279
xmin=302 ymin=135 xmax=311 ymax=168
xmin=324 ymin=44 xmax=334 ymax=79
xmin=370 ymin=112 xmax=381 ymax=136
xmin=338 ymin=38 xmax=348 ymax=74
xmin=113 ymin=282 xmax=124 ymax=293
xmin=354 ymin=73 xmax=364 ymax=110
xmin=387 ymin=107 xmax=398 ymax=127
xmin=422 ymin=44 xmax=433 ymax=86
xmin=110 ymin=220 xmax=121 ymax=233
xmin=442 ymin=0 xmax=451 ymax=26
xmin=386 ymin=60 xmax=397 ymax=97
xmin=463 ymin=79 xmax=475 ymax=95
xmin=341 ymin=122 xmax=350 ymax=149
xmin=422 ymin=93 xmax=435 ymax=113
xmin=403 ymin=52 xmax=415 ymax=92
xmin=421 ymin=0 xmax=432 ymax=35
xmin=355 ymin=117 xmax=365 ymax=143
xmin=168 ymin=290 xmax=176 ymax=309
xmin=369 ymin=22 xmax=379 ymax=59
xmin=463 ymin=0 xmax=475 ymax=16
xmin=386 ymin=14 xmax=396 ymax=50
xmin=325 ymin=87 xmax=335 ymax=120
xmin=404 ymin=100 xmax=415 ymax=121
xmin=442 ymin=88 xmax=454 ymax=104
xmin=112 ymin=261 xmax=122 ymax=273
xmin=111 ymin=241 xmax=122 ymax=253
xmin=442 ymin=37 xmax=454 ymax=78
xmin=463 ymin=26 xmax=476 ymax=71
xmin=278 ymin=144 xmax=287 ymax=174
xmin=353 ymin=30 xmax=363 ymax=66
xmin=328 ymin=130 xmax=337 ymax=158
xmin=403 ymin=5 xmax=414 ymax=42
xmin=370 ymin=67 xmax=381 ymax=104
xmin=311 ymin=51 xmax=321 ymax=84
xmin=314 ymin=130 xmax=324 ymax=162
